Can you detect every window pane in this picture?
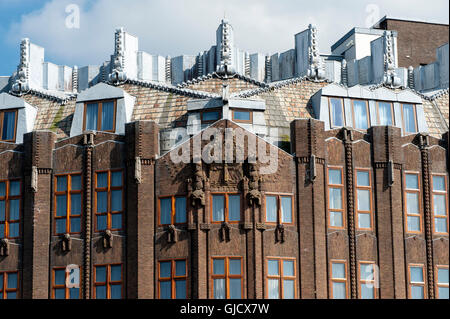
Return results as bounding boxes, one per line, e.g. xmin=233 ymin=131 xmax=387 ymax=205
xmin=0 ymin=201 xmax=4 ymax=221
xmin=0 ymin=182 xmax=5 ymax=197
xmin=361 ymin=284 xmax=374 ymax=299
xmin=357 ymin=171 xmax=370 ymax=187
xmin=410 ymin=267 xmax=424 ymax=283
xmin=281 ymin=197 xmax=292 ymax=223
xmin=433 ymin=176 xmax=446 ymax=191
xmin=330 ymin=98 xmax=344 ymax=127
xmin=268 ymin=260 xmax=279 ymax=276
xmin=160 ymin=281 xmax=171 ymax=299
xmin=203 ymin=111 xmax=220 ymax=122
xmin=411 ymin=286 xmax=424 ymax=299
xmin=0 ymin=224 xmax=4 ymax=239
xmin=175 ymin=280 xmax=186 ymax=299
xmin=2 ymin=111 xmax=16 ymax=140
xmin=266 ymin=196 xmax=277 ymax=223
xmin=283 ymin=260 xmax=295 ymax=277
xmin=213 ymin=279 xmax=225 ymax=299
xmin=330 ymin=211 xmax=343 ymax=227
xmin=160 ymin=262 xmax=171 ymax=278
xmin=329 ymin=188 xmax=342 ymax=210
xmin=71 ymin=175 xmax=81 ymax=191
xmin=110 ymin=284 xmax=122 ymax=299
xmin=86 ymin=103 xmax=98 ymax=131
xmin=332 ymin=263 xmax=346 ymax=279
xmin=358 ymin=213 xmax=371 ymax=229
xmin=175 ymin=260 xmax=186 ymax=276
xmin=71 ymin=194 xmax=81 ymax=215
xmin=95 ymin=266 xmax=107 ymax=283
xmin=160 ymin=198 xmax=172 ymax=225
xmin=97 ymin=215 xmax=107 ymax=231
xmin=408 ymin=216 xmax=421 ymax=232
xmin=360 ymin=264 xmax=374 ymax=281
xmin=213 ymin=259 xmax=225 ymax=275
xmin=111 ymin=190 xmax=122 ymax=211
xmin=97 ymin=172 xmax=108 ymax=188
xmin=0 ymin=274 xmax=3 ymax=290
xmin=111 ymin=171 xmax=122 ymax=187
xmin=435 ymin=218 xmax=448 ymax=233
xmin=333 ymin=282 xmax=347 ymax=299
xmin=403 ymin=104 xmax=416 ymax=133
xmin=357 ymin=189 xmax=371 ymax=211
xmin=95 ymin=286 xmax=107 ymax=299
xmin=56 ymin=195 xmax=67 ymax=217
xmin=57 ymin=176 xmax=67 ymax=192
xmin=228 ymin=195 xmax=240 ymax=221
xmin=6 ymin=291 xmax=16 ymax=299
xmin=229 ymin=259 xmax=241 ymax=275
xmin=7 ymin=273 xmax=17 ymax=288
xmin=433 ymin=195 xmax=447 ymax=216
xmin=328 ymin=169 xmax=342 ymax=185
xmin=9 ymin=199 xmax=20 ymax=220
xmin=54 ymin=288 xmax=65 ymax=299
xmin=378 ymin=102 xmax=392 ymax=126
xmin=54 ymin=269 xmax=66 ymax=285
xmin=234 ymin=110 xmax=251 ymax=121
xmin=283 ymin=279 xmax=295 ymax=299
xmin=111 ymin=265 xmax=122 ymax=281
xmin=175 ymin=197 xmax=187 ymax=223
xmin=212 ymin=195 xmax=225 ymax=222
xmin=97 ymin=192 xmax=107 ymax=213
xmin=9 ymin=222 xmax=19 ymax=238
xmin=9 ymin=181 xmax=20 ymax=196
xmin=438 ymin=268 xmax=449 ymax=284
xmin=406 ymin=193 xmax=419 ymax=214
xmin=405 ymin=174 xmax=419 ymax=189
xmin=56 ymin=218 xmax=67 ymax=234
xmin=353 ymin=100 xmax=368 ymax=130
xmin=101 ymin=101 xmax=115 ymax=131
xmin=438 ymin=287 xmax=449 ymax=299
xmin=268 ymin=279 xmax=279 ymax=299
xmin=229 ymin=278 xmax=242 ymax=299
xmin=69 ymin=288 xmax=80 ymax=299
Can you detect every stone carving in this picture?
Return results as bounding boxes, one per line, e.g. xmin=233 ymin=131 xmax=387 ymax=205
xmin=191 ymin=162 xmax=206 ymax=207
xmin=307 ymin=25 xmax=326 ymax=81
xmin=31 ymin=165 xmax=38 ymax=193
xmin=383 ymin=31 xmax=401 ymax=88
xmin=109 ymin=28 xmax=127 ymax=85
xmin=11 ymin=38 xmax=31 ymax=95
xmin=275 ymin=224 xmax=285 ymax=243
xmin=265 ymin=55 xmax=272 ymax=83
xmin=165 ymin=56 xmax=172 ymax=83
xmin=0 ymin=238 xmax=9 ymax=257
xmin=102 ymin=230 xmax=113 ymax=249
xmin=167 ymin=225 xmax=178 ymax=243
xmin=220 ymin=222 xmax=231 ymax=242
xmin=408 ymin=66 xmax=414 ymax=89
xmin=341 ymin=59 xmax=348 ymax=86
xmin=217 ymin=19 xmax=235 ymax=75
xmin=247 ymin=162 xmax=261 ymax=206
xmin=61 ymin=233 xmax=72 ymax=252
xmin=135 ymin=156 xmax=142 ymax=184
xmin=72 ymin=65 xmax=78 ymax=93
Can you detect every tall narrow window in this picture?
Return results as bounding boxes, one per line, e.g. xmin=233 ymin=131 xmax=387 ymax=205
xmin=159 ymin=196 xmax=187 ymax=226
xmin=408 ymin=264 xmax=425 ymax=299
xmin=266 ymin=258 xmax=296 ymax=299
xmin=0 ymin=180 xmax=21 ymax=239
xmin=95 ymin=170 xmax=124 ymax=232
xmin=404 ymin=173 xmax=422 ymax=233
xmin=432 ymin=175 xmax=448 ymax=234
xmin=356 ymin=170 xmax=373 ymax=230
xmin=211 ymin=257 xmax=243 ymax=299
xmin=0 ymin=110 xmax=18 ymax=142
xmin=377 ymin=102 xmax=393 ymax=126
xmin=403 ymin=104 xmax=417 ymax=134
xmin=0 ymin=271 xmax=19 ymax=299
xmin=264 ymin=194 xmax=293 ymax=224
xmin=352 ymin=100 xmax=369 ymax=130
xmin=94 ymin=264 xmax=123 ymax=299
xmin=52 ymin=267 xmax=80 ymax=299
xmin=330 ymin=261 xmax=348 ymax=299
xmin=436 ymin=266 xmax=449 ymax=299
xmin=54 ymin=174 xmax=82 ymax=235
xmin=328 ymin=168 xmax=345 ymax=229
xmin=83 ymin=100 xmax=116 ymax=132
xmin=359 ymin=262 xmax=377 ymax=299
xmin=329 ymin=98 xmax=345 ymax=127
xmin=158 ymin=259 xmax=188 ymax=299
xmin=212 ymin=193 xmax=241 ymax=223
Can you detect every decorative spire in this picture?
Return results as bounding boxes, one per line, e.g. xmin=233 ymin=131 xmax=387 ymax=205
xmin=165 ymin=56 xmax=172 ymax=83
xmin=217 ymin=19 xmax=235 ymax=75
xmin=72 ymin=65 xmax=78 ymax=93
xmin=265 ymin=55 xmax=272 ymax=83
xmin=306 ymin=24 xmax=326 ymax=81
xmin=11 ymin=38 xmax=31 ymax=95
xmin=383 ymin=31 xmax=401 ymax=88
xmin=109 ymin=27 xmax=127 ymax=85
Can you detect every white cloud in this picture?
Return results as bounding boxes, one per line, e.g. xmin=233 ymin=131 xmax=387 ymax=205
xmin=5 ymin=0 xmax=449 ymax=68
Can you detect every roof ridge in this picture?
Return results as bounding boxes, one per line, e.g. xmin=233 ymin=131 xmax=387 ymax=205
xmin=10 ymin=87 xmax=77 ymax=104
xmin=176 ymin=72 xmax=269 ymax=89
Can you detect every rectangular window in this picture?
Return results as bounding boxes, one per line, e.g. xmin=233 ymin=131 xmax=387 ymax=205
xmin=83 ymin=100 xmax=116 ymax=132
xmin=266 ymin=258 xmax=296 ymax=299
xmin=329 ymin=98 xmax=345 ymax=128
xmin=52 ymin=267 xmax=80 ymax=299
xmin=402 ymin=103 xmax=417 ymax=134
xmin=211 ymin=193 xmax=241 ymax=223
xmin=159 ymin=196 xmax=187 ymax=226
xmin=211 ymin=257 xmax=243 ymax=299
xmin=232 ymin=109 xmax=252 ymax=123
xmin=432 ymin=175 xmax=448 ymax=234
xmin=158 ymin=259 xmax=188 ymax=299
xmin=0 ymin=180 xmax=21 ymax=239
xmin=404 ymin=172 xmax=422 ymax=233
xmin=201 ymin=110 xmax=221 ymax=124
xmin=54 ymin=174 xmax=82 ymax=235
xmin=95 ymin=170 xmax=124 ymax=232
xmin=0 ymin=110 xmax=18 ymax=142
xmin=377 ymin=101 xmax=393 ymax=126
xmin=352 ymin=100 xmax=369 ymax=130
xmin=330 ymin=260 xmax=348 ymax=299
xmin=94 ymin=264 xmax=123 ymax=299
xmin=264 ymin=194 xmax=293 ymax=224
xmin=359 ymin=262 xmax=377 ymax=299
xmin=327 ymin=167 xmax=345 ymax=229
xmin=436 ymin=266 xmax=449 ymax=299
xmin=356 ymin=170 xmax=373 ymax=230
xmin=408 ymin=264 xmax=425 ymax=299
xmin=0 ymin=271 xmax=19 ymax=299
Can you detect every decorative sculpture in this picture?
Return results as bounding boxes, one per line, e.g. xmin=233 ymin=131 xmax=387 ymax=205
xmin=167 ymin=225 xmax=178 ymax=243
xmin=383 ymin=31 xmax=401 ymax=88
xmin=191 ymin=162 xmax=206 ymax=207
xmin=109 ymin=28 xmax=127 ymax=85
xmin=102 ymin=230 xmax=113 ymax=249
xmin=220 ymin=222 xmax=231 ymax=242
xmin=0 ymin=238 xmax=9 ymax=257
xmin=247 ymin=162 xmax=261 ymax=206
xmin=11 ymin=38 xmax=31 ymax=95
xmin=275 ymin=224 xmax=285 ymax=243
xmin=217 ymin=19 xmax=235 ymax=75
xmin=61 ymin=233 xmax=72 ymax=252
xmin=307 ymin=25 xmax=326 ymax=81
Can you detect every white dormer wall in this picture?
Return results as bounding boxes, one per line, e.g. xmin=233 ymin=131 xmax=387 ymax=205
xmin=0 ymin=93 xmax=38 ymax=144
xmin=70 ymin=83 xmax=135 ymax=137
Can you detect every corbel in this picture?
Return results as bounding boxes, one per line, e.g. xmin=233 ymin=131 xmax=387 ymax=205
xmin=102 ymin=230 xmax=113 ymax=249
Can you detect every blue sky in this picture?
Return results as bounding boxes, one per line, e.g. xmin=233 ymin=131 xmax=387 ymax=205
xmin=0 ymin=0 xmax=448 ymax=76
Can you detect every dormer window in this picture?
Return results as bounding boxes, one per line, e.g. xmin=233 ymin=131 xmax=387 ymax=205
xmin=402 ymin=104 xmax=417 ymax=134
xmin=83 ymin=100 xmax=116 ymax=132
xmin=0 ymin=109 xmax=18 ymax=142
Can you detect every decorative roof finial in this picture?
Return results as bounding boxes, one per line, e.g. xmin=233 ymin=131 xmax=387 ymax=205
xmin=11 ymin=38 xmax=31 ymax=95
xmin=109 ymin=27 xmax=127 ymax=85
xmin=217 ymin=19 xmax=235 ymax=75
xmin=383 ymin=31 xmax=401 ymax=88
xmin=306 ymin=24 xmax=326 ymax=81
